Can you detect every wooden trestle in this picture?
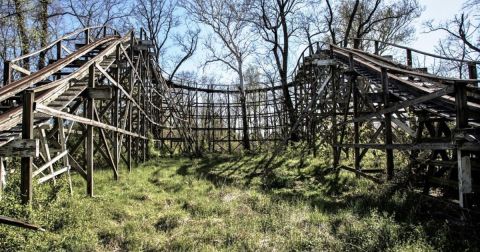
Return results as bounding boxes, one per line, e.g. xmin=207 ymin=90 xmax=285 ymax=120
xmin=0 ymin=28 xmax=479 ymax=209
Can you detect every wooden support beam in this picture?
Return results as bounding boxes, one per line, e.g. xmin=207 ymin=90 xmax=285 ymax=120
xmin=113 ymin=44 xmax=120 ymax=174
xmin=21 ymin=90 xmax=34 ymax=204
xmin=3 ymin=60 xmax=11 ymax=86
xmin=58 ymin=118 xmax=72 ymax=194
xmin=86 ymin=64 xmax=94 ymax=196
xmin=0 ymin=139 xmax=39 ymax=157
xmin=86 ymin=86 xmax=113 ymax=100
xmin=350 ymin=53 xmax=360 ymax=174
xmin=455 ymin=83 xmax=472 ymax=208
xmin=0 ymin=215 xmax=45 ymax=231
xmin=33 ymin=151 xmax=68 ymax=177
xmin=381 ymin=68 xmax=394 ymax=180
xmin=38 ymin=166 xmax=69 ymax=184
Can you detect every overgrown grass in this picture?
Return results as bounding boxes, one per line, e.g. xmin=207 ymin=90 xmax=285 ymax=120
xmin=0 ymin=151 xmax=478 ymax=251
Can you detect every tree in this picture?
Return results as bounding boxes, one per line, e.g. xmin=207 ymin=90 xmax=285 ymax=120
xmin=13 ymin=0 xmax=30 ymax=69
xmin=64 ymin=0 xmax=132 ymax=31
xmin=325 ymin=0 xmax=422 ymax=50
xmin=181 ymin=0 xmax=256 ymax=150
xmin=255 ymin=0 xmax=304 ymax=142
xmin=425 ymin=0 xmax=480 ymax=78
xmin=134 ymin=0 xmax=199 ymax=80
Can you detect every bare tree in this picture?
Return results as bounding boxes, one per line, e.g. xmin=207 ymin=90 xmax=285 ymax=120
xmin=134 ymin=0 xmax=199 ymax=80
xmin=425 ymin=0 xmax=479 ymax=78
xmin=64 ymin=0 xmax=131 ymax=31
xmin=325 ymin=0 xmax=421 ymax=49
xmin=426 ymin=2 xmax=480 ymax=54
xmin=169 ymin=28 xmax=200 ymax=80
xmin=13 ymin=0 xmax=30 ymax=69
xmin=181 ymin=0 xmax=256 ymax=150
xmin=255 ymin=0 xmax=304 ymax=142
xmin=135 ymin=0 xmax=177 ymax=60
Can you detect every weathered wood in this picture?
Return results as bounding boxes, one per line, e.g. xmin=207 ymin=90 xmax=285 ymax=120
xmin=0 ymin=139 xmax=39 ymax=157
xmin=33 ymin=150 xmax=68 ymax=177
xmin=381 ymin=68 xmax=394 ymax=180
xmin=11 ymin=63 xmax=31 ymax=76
xmin=39 ymin=128 xmax=55 ymax=184
xmin=57 ymin=118 xmax=72 ymax=194
xmin=86 ymin=64 xmax=94 ymax=197
xmin=21 ymin=90 xmax=34 ymax=204
xmin=35 ymin=104 xmax=145 ymax=139
xmin=339 ymin=165 xmax=383 ymax=184
xmin=0 ymin=215 xmax=45 ymax=231
xmin=38 ymin=166 xmax=70 ymax=184
xmin=86 ymin=86 xmax=113 ymax=100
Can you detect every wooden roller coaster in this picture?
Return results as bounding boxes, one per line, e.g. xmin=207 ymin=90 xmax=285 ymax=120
xmin=0 ymin=27 xmax=478 ymax=210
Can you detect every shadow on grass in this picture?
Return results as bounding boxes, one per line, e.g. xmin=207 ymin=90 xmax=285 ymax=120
xmin=171 ymin=152 xmax=480 ymax=250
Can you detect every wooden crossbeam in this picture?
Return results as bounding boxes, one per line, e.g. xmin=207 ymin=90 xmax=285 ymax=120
xmin=33 ymin=150 xmax=68 ymax=177
xmin=0 ymin=139 xmax=39 ymax=157
xmin=36 ymin=104 xmax=145 ymax=139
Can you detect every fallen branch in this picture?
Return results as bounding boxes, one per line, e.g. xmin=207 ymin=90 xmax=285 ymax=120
xmin=338 ymin=165 xmax=384 ymax=184
xmin=0 ymin=215 xmax=46 ymax=232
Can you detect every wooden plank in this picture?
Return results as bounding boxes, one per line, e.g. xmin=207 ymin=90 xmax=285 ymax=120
xmin=38 ymin=166 xmax=69 ymax=184
xmin=0 ymin=139 xmax=39 ymax=157
xmin=67 ymin=154 xmax=87 ymax=180
xmin=381 ymin=67 xmax=394 ymax=180
xmin=11 ymin=63 xmax=31 ymax=76
xmin=21 ymin=90 xmax=34 ymax=204
xmin=39 ymin=128 xmax=55 ymax=184
xmin=0 ymin=215 xmax=45 ymax=231
xmin=0 ymin=157 xmax=4 ymax=199
xmin=87 ymin=64 xmax=94 ymax=197
xmin=339 ymin=165 xmax=383 ymax=184
xmin=58 ymin=118 xmax=72 ymax=194
xmin=86 ymin=86 xmax=113 ymax=100
xmin=32 ymin=150 xmax=68 ymax=177
xmin=35 ymin=104 xmax=145 ymax=139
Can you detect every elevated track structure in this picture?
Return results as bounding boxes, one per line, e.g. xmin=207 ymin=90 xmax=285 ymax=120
xmin=0 ymin=27 xmax=478 ymax=210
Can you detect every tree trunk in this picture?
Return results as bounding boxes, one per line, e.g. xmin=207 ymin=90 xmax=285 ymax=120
xmin=279 ymin=2 xmax=299 ymax=142
xmin=238 ymin=64 xmax=250 ymax=150
xmin=14 ymin=0 xmax=30 ymax=70
xmin=37 ymin=0 xmax=50 ymax=69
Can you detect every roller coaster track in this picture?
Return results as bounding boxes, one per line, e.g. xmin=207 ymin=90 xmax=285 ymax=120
xmin=0 ymin=27 xmax=478 ymax=210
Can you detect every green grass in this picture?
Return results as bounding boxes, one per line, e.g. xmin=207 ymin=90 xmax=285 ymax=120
xmin=0 ymin=152 xmax=478 ymax=251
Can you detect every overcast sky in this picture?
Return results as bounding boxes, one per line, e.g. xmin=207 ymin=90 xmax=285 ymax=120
xmin=412 ymin=0 xmax=463 ymax=53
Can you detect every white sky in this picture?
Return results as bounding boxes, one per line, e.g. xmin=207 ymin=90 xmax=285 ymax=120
xmin=412 ymin=0 xmax=464 ymax=53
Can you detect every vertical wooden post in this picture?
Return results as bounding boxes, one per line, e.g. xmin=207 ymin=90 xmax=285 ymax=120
xmin=468 ymin=62 xmax=478 ymax=87
xmin=21 ymin=90 xmax=34 ymax=204
xmin=330 ymin=48 xmax=339 ymax=168
xmin=227 ymin=87 xmax=232 ymax=153
xmin=85 ymin=29 xmax=90 ymax=45
xmin=3 ymin=60 xmax=11 ymax=86
xmin=0 ymin=157 xmax=5 ymax=200
xmin=127 ymin=31 xmax=134 ymax=171
xmin=406 ymin=49 xmax=413 ymax=68
xmin=353 ymin=38 xmax=360 ymax=49
xmin=113 ymin=45 xmax=120 ymax=177
xmin=103 ymin=26 xmax=107 ymax=38
xmin=86 ymin=64 xmax=95 ymax=196
xmin=455 ymin=82 xmax=472 ymax=208
xmin=349 ymin=53 xmax=360 ymax=173
xmin=381 ymin=67 xmax=394 ymax=180
xmin=56 ymin=41 xmax=62 ymax=60
xmin=374 ymin=41 xmax=380 ymax=55
xmin=55 ymin=42 xmax=62 ymax=80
